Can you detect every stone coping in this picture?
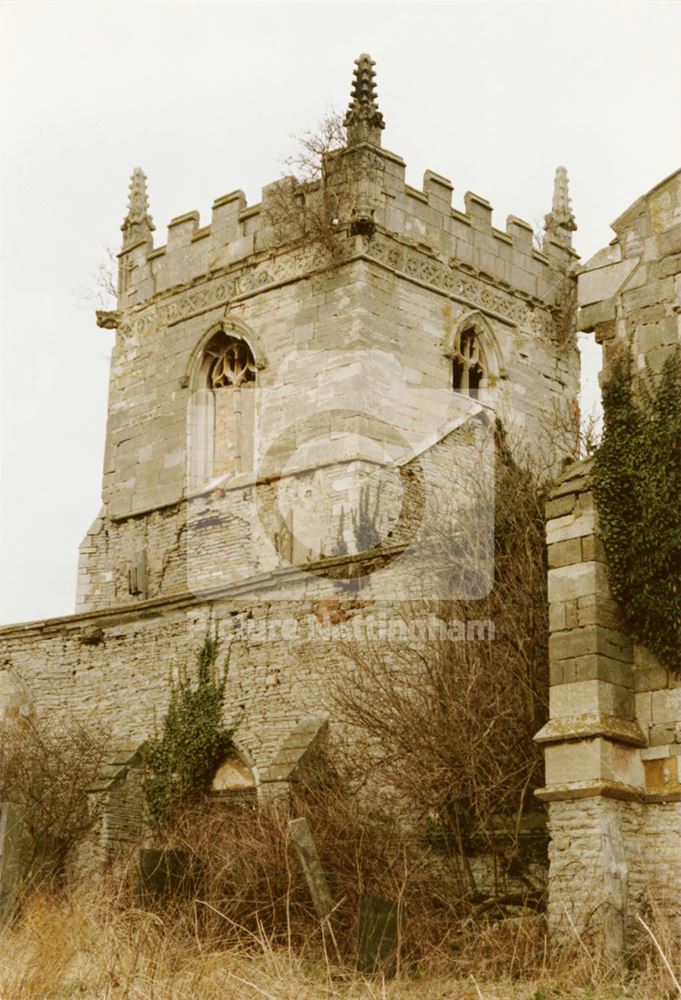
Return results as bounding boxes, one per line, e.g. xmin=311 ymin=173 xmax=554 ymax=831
xmin=0 ymin=545 xmax=405 ymax=638
xmin=534 ymin=713 xmax=647 ymax=747
xmin=534 ymin=780 xmax=646 ymax=803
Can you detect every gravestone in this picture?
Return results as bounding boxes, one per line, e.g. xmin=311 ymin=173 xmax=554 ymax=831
xmin=602 ymin=813 xmax=628 ymax=961
xmin=0 ymin=803 xmax=24 ymax=922
xmin=356 ymin=893 xmax=398 ymax=976
xmin=137 ymin=847 xmax=197 ymax=903
xmin=288 ymin=817 xmax=334 ymax=920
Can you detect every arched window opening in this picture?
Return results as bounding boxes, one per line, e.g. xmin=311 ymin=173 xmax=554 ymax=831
xmin=209 ymin=749 xmax=257 ymax=810
xmin=205 ymin=333 xmax=256 ymax=480
xmin=187 ymin=329 xmax=258 ymax=489
xmin=452 ymin=327 xmax=486 ymax=396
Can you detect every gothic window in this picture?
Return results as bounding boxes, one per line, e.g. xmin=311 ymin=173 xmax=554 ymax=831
xmin=451 ymin=328 xmax=485 ymax=395
xmin=187 ymin=330 xmax=258 ymax=488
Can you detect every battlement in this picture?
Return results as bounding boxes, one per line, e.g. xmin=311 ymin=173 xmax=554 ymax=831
xmin=116 ymin=77 xmax=578 ymax=317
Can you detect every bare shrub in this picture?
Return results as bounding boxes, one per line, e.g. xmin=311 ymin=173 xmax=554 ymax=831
xmin=266 ymin=109 xmax=383 ymax=264
xmin=128 ymin=740 xmax=544 ymax=974
xmin=265 ymin=110 xmax=346 ymax=261
xmin=144 ymin=777 xmax=457 ymax=968
xmin=283 ymin=111 xmax=347 ymax=185
xmin=330 ymin=425 xmax=552 ymax=905
xmin=0 ymin=714 xmax=109 ymax=886
xmin=79 ymin=244 xmax=118 ymax=311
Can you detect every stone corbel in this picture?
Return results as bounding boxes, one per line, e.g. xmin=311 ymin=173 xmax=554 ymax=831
xmin=96 ymin=310 xmax=121 ymax=330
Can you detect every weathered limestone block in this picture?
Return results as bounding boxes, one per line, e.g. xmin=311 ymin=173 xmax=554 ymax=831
xmin=577 ymin=168 xmax=681 ymax=371
xmin=544 ymin=738 xmax=644 ymax=789
xmin=549 ymin=625 xmax=632 ymax=664
xmin=549 ymin=679 xmax=634 ymax=720
xmin=548 ymin=562 xmax=610 ymax=604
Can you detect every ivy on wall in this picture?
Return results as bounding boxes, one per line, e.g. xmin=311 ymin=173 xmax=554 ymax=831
xmin=144 ymin=634 xmax=234 ymax=831
xmin=592 ymin=347 xmax=681 ymax=673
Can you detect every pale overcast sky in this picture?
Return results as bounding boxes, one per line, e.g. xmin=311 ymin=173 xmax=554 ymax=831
xmin=1 ymin=1 xmax=680 ymax=625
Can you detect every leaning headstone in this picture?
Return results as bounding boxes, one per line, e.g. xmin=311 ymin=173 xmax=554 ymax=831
xmin=356 ymin=893 xmax=398 ymax=977
xmin=137 ymin=847 xmax=197 ymax=904
xmin=288 ymin=817 xmax=334 ymax=920
xmin=0 ymin=803 xmax=25 ymax=923
xmin=602 ymin=813 xmax=628 ymax=962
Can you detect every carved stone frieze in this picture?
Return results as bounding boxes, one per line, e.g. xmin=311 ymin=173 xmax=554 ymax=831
xmin=119 ymin=232 xmax=556 ymax=344
xmin=366 ymin=234 xmax=554 ymax=337
xmin=120 ymin=244 xmax=323 ymax=340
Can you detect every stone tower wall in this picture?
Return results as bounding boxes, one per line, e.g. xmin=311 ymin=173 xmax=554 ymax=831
xmin=540 ymin=170 xmax=681 ymax=954
xmin=78 ymin=135 xmax=578 ymax=613
xmin=1 ymin=57 xmax=584 ymax=905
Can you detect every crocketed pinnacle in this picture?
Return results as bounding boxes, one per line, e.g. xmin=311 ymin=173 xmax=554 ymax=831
xmin=544 ymin=166 xmax=577 ymax=246
xmin=344 ymin=53 xmax=385 ymax=147
xmin=121 ymin=167 xmax=155 ymax=248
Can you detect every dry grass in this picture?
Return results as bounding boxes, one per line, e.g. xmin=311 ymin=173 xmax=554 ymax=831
xmin=0 ymin=880 xmax=678 ymax=1000
xmin=3 ymin=749 xmax=678 ymax=999
xmin=0 ymin=836 xmax=681 ymax=1000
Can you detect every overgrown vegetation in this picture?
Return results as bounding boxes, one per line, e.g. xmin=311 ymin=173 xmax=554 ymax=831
xmin=0 ymin=715 xmax=109 ymax=886
xmin=592 ymin=347 xmax=681 ymax=673
xmin=266 ymin=111 xmax=347 ymax=261
xmin=332 ymin=424 xmax=551 ymax=902
xmin=143 ymin=634 xmax=234 ymax=831
xmin=0 ymin=809 xmax=678 ymax=999
xmin=351 ymin=482 xmax=383 ymax=552
xmin=266 ymin=109 xmax=383 ymax=264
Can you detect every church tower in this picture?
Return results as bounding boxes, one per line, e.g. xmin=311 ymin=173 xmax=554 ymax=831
xmin=78 ymin=55 xmax=579 ymax=614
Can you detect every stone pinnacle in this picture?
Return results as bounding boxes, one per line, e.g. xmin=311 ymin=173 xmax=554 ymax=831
xmin=344 ymin=53 xmax=385 ymax=146
xmin=544 ymin=165 xmax=577 ymax=245
xmin=121 ymin=167 xmax=155 ymax=247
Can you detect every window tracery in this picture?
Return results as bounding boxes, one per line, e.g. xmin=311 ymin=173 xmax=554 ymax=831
xmin=207 ymin=338 xmax=257 ymax=389
xmin=451 ymin=327 xmax=485 ymax=395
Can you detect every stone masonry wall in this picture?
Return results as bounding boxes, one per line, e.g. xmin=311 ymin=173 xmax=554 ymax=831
xmin=3 ymin=58 xmax=582 ymax=904
xmin=538 ymin=170 xmax=681 ymax=953
xmin=538 ymin=462 xmax=681 ymax=951
xmin=1 ymin=564 xmax=486 ymax=787
xmin=78 ymin=394 xmax=494 ymax=612
xmin=577 ymin=168 xmax=680 ymax=377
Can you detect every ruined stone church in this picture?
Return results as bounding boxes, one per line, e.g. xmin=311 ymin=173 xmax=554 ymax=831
xmin=0 ymin=55 xmax=679 ymax=949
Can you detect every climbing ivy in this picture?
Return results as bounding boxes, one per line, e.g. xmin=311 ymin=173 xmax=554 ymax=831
xmin=144 ymin=634 xmax=234 ymax=831
xmin=592 ymin=347 xmax=681 ymax=673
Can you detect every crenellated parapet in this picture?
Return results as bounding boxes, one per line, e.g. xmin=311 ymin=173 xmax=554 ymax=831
xmin=115 ymin=157 xmax=576 ymax=322
xmin=113 ymin=56 xmax=577 ymax=327
xmin=92 ymin=55 xmax=581 ymax=596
